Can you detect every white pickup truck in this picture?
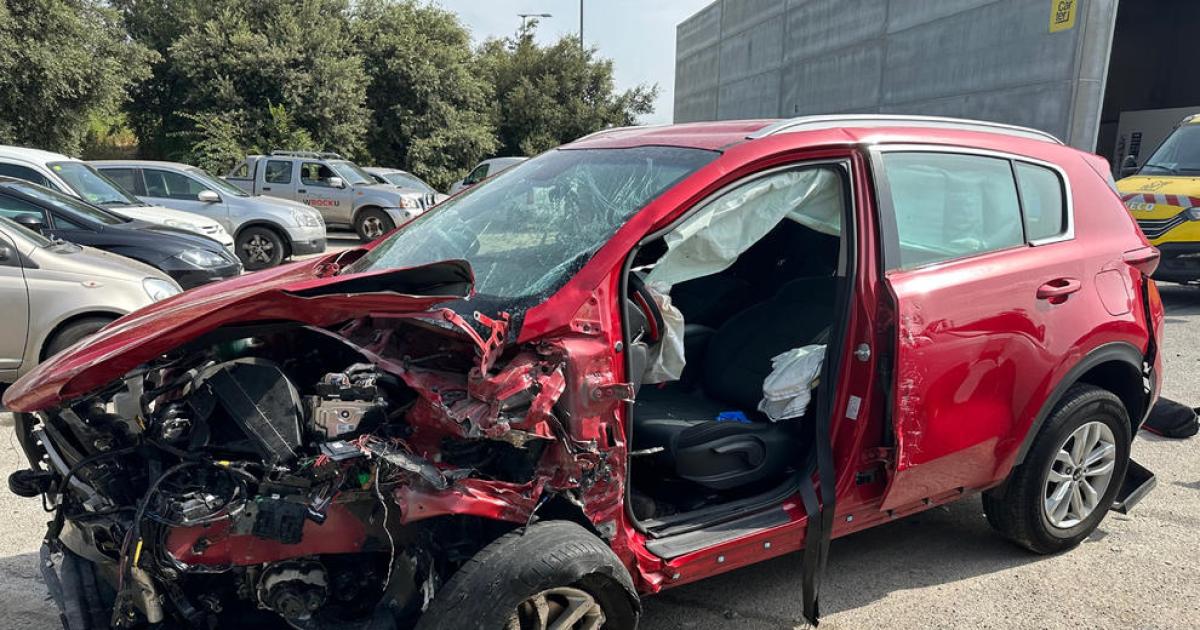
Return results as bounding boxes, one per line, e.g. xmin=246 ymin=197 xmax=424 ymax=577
xmin=225 ymin=151 xmax=433 ymax=240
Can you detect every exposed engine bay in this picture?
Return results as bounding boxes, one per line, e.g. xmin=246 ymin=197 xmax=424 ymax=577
xmin=10 ymin=311 xmax=626 ymax=629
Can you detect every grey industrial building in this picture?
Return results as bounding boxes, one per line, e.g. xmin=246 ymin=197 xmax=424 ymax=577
xmin=673 ymin=0 xmax=1199 ymax=163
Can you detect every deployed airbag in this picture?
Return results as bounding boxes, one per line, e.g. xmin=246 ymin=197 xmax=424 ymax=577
xmin=642 ymin=281 xmax=686 ymax=384
xmin=758 ymin=344 xmax=825 ymax=421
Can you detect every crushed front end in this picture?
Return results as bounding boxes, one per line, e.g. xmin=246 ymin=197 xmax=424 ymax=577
xmin=7 ymin=294 xmax=628 ymax=628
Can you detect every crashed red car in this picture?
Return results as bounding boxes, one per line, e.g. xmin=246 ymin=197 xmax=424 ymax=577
xmin=6 ymin=115 xmax=1163 ymax=629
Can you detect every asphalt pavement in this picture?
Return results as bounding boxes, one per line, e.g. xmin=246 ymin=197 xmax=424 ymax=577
xmin=0 ymin=280 xmax=1197 ymax=630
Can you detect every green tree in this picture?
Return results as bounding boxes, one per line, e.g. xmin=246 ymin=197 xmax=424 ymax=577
xmin=120 ymin=0 xmax=369 ymax=170
xmin=478 ymin=25 xmax=657 ymax=157
xmin=0 ymin=0 xmax=154 ymax=156
xmin=351 ymin=0 xmax=496 ymax=191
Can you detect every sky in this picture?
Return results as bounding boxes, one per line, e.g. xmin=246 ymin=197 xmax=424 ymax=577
xmin=435 ymin=0 xmax=716 ymax=124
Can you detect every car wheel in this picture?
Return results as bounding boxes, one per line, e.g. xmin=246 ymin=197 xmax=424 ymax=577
xmin=43 ymin=316 xmax=115 ymax=360
xmin=236 ymin=226 xmax=287 ymax=270
xmin=354 ymin=208 xmax=395 ymax=242
xmin=415 ymin=521 xmax=640 ymax=630
xmin=983 ymin=384 xmax=1131 ymax=554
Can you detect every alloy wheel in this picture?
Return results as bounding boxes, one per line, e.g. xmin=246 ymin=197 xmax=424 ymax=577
xmin=362 ymin=216 xmax=385 ymax=239
xmin=241 ymin=233 xmax=274 ymax=264
xmin=1042 ymin=420 xmax=1117 ymax=529
xmin=505 ymin=587 xmax=605 ymax=630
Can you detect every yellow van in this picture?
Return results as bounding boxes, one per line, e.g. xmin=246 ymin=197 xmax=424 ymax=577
xmin=1118 ymin=114 xmax=1200 ymax=283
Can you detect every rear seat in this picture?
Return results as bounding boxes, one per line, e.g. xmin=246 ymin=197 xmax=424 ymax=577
xmin=633 ymin=276 xmax=836 ymax=491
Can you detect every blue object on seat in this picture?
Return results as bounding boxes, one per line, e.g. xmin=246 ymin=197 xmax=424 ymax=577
xmin=715 ymin=411 xmax=751 ymax=424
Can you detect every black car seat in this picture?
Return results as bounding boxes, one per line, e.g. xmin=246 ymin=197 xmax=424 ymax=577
xmin=633 ymin=276 xmax=837 ymax=491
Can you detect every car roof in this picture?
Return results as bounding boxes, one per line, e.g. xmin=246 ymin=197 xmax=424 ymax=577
xmin=91 ymin=159 xmax=195 ymax=170
xmin=0 ymin=144 xmax=73 ymax=164
xmin=567 ymin=116 xmax=1063 ymax=152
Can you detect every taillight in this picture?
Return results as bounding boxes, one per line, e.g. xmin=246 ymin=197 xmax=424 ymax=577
xmin=1123 ymin=246 xmax=1161 ymax=277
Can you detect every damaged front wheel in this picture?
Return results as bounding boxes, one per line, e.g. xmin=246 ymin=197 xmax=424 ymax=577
xmin=415 ymin=521 xmax=639 ymax=630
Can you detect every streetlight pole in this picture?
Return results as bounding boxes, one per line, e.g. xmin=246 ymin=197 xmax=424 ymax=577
xmin=579 ymin=0 xmax=584 ymax=52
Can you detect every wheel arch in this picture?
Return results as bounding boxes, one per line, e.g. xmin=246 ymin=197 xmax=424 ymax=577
xmin=36 ymin=310 xmax=123 ymax=361
xmin=1014 ymin=342 xmax=1146 ymax=467
xmin=233 ymin=220 xmax=292 ymax=258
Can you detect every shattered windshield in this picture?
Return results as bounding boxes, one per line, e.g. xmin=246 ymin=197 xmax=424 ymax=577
xmin=347 ymin=146 xmax=717 ymax=298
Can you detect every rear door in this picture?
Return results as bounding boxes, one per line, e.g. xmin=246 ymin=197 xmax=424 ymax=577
xmin=258 ymin=159 xmax=298 ymax=201
xmin=871 ymin=147 xmax=1077 ymax=511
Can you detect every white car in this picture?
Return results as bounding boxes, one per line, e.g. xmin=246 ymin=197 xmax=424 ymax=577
xmin=0 ymin=146 xmax=234 ymax=249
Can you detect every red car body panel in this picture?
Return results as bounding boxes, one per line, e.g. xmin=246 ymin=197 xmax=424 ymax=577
xmin=6 ymin=121 xmax=1162 ymax=612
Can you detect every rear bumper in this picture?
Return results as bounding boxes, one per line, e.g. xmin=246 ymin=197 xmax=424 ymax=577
xmin=1111 ymin=459 xmax=1156 ymax=514
xmin=1150 ymin=242 xmax=1200 ymax=283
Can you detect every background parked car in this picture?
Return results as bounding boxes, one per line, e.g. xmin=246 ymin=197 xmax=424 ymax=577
xmin=0 ymin=178 xmax=241 ymax=289
xmin=0 ymin=145 xmax=234 ymax=249
xmin=363 ymin=166 xmax=448 ymax=206
xmin=0 ymin=216 xmax=180 ymax=382
xmin=225 ymin=151 xmax=432 ymax=241
xmin=93 ymin=160 xmax=327 ymax=270
xmin=447 ymin=156 xmax=526 ymax=194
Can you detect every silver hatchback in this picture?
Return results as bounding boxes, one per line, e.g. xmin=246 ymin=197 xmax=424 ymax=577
xmin=0 ymin=216 xmax=180 ymax=382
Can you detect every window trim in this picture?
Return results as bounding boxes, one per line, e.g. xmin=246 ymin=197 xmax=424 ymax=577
xmin=868 ymin=144 xmax=1075 ymax=272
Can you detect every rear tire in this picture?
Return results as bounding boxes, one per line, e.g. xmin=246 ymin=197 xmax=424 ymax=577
xmin=236 ymin=226 xmax=287 ymax=270
xmin=43 ymin=317 xmax=114 ymax=359
xmin=415 ymin=521 xmax=640 ymax=630
xmin=354 ymin=208 xmax=394 ymax=242
xmin=983 ymin=384 xmax=1131 ymax=554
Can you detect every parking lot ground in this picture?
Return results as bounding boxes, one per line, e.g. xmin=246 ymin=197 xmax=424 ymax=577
xmin=1 ymin=286 xmax=1198 ymax=629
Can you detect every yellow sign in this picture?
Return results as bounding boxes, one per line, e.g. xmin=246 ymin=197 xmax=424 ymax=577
xmin=1050 ymin=0 xmax=1078 ymax=33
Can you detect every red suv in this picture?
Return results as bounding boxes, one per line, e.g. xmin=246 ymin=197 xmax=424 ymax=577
xmin=5 ymin=116 xmax=1162 ymax=629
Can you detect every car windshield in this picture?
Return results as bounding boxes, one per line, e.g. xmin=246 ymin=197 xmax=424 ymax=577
xmin=185 ymin=167 xmax=250 ymax=197
xmin=328 ymin=160 xmax=375 ymax=186
xmin=1141 ymin=124 xmax=1200 ymax=175
xmin=48 ymin=161 xmax=144 ymax=207
xmin=7 ymin=180 xmax=128 ymax=226
xmin=383 ymin=172 xmax=435 ymax=194
xmin=347 ymin=146 xmax=718 ymax=299
xmin=0 ymin=215 xmax=52 ymax=247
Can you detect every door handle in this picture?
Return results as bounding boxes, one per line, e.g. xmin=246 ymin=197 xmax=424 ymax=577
xmin=1037 ymin=278 xmax=1082 ymax=302
xmin=298 ymin=189 xmax=307 ymax=193
xmin=262 ymin=186 xmax=271 ymax=191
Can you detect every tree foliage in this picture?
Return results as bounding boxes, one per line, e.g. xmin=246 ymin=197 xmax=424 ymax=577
xmin=479 ymin=26 xmax=657 ymax=157
xmin=119 ymin=0 xmax=368 ymax=172
xmin=351 ymin=0 xmax=497 ymax=190
xmin=0 ymin=0 xmax=154 ymax=156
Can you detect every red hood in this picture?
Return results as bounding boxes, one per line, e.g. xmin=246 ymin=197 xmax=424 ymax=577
xmin=4 ymin=252 xmax=474 ymax=412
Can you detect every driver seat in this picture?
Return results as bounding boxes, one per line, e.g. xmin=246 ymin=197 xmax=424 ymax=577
xmin=633 ymin=276 xmax=835 ymax=491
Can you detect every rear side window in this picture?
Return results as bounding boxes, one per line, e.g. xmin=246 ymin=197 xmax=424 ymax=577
xmin=1015 ymin=162 xmax=1066 ymax=241
xmin=102 ymin=168 xmax=144 ymax=195
xmin=228 ymin=161 xmax=250 ymax=179
xmin=0 ymin=163 xmax=51 ymax=188
xmin=882 ymin=153 xmax=1024 ymax=269
xmin=265 ymin=160 xmax=292 ymax=184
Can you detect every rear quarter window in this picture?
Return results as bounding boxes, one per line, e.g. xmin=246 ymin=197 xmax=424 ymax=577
xmin=1014 ymin=162 xmax=1067 ymax=241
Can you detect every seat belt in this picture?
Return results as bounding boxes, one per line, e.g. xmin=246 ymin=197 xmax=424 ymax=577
xmin=798 ymin=326 xmax=837 ymax=626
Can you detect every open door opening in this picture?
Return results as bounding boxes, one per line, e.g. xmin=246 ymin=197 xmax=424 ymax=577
xmin=620 ymin=161 xmax=856 ymax=622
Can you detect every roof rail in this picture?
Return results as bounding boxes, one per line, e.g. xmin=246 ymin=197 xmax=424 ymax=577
xmin=270 ymin=150 xmax=345 ymax=159
xmin=748 ymin=115 xmax=1064 ymax=145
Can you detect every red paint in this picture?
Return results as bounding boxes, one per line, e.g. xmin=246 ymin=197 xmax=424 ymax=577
xmin=165 ymin=502 xmax=368 ymax=566
xmin=13 ymin=121 xmax=1160 ymax=604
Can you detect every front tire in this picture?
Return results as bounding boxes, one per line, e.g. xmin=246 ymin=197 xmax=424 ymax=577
xmin=354 ymin=208 xmax=395 ymax=242
xmin=236 ymin=226 xmax=287 ymax=270
xmin=983 ymin=384 xmax=1131 ymax=554
xmin=43 ymin=316 xmax=115 ymax=359
xmin=416 ymin=521 xmax=640 ymax=630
